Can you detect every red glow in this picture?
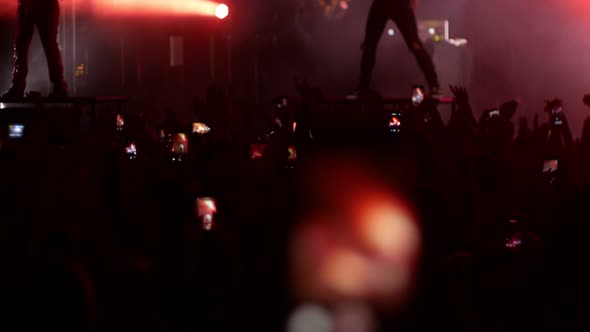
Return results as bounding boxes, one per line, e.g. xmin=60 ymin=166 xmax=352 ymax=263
xmin=0 ymin=0 xmax=225 ymax=17
xmin=197 ymin=198 xmax=217 ymax=216
xmin=356 ymin=199 xmax=420 ymax=259
xmin=250 ymin=143 xmax=267 ymax=160
xmin=320 ymin=246 xmax=368 ymax=297
xmin=171 ymin=133 xmax=188 ymax=154
xmin=291 ymin=157 xmax=421 ymax=306
xmin=93 ymin=0 xmax=223 ymax=17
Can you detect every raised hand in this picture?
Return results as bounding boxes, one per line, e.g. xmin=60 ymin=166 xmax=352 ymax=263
xmin=449 ymin=85 xmax=469 ymax=106
xmin=518 ymin=117 xmax=528 ymax=131
xmin=449 ymin=85 xmax=477 ymax=128
xmin=500 ymin=99 xmax=518 ymax=119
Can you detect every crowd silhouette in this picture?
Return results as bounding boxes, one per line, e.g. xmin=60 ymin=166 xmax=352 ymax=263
xmin=0 ymin=83 xmax=590 ymax=332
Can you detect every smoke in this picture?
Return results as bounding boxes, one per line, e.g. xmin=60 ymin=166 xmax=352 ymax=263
xmin=290 ymin=1 xmax=371 ymax=94
xmin=294 ymin=0 xmax=590 ymax=135
xmin=2 ymin=0 xmax=589 ymax=135
xmin=426 ymin=0 xmax=590 ymax=135
xmin=451 ymin=0 xmax=590 ymax=135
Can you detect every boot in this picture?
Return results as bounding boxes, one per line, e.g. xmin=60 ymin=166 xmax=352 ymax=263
xmin=48 ymin=84 xmax=68 ymax=99
xmin=1 ymin=86 xmax=25 ymax=99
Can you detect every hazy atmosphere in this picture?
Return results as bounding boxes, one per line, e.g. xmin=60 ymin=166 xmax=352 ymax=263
xmin=1 ymin=0 xmax=590 ymax=131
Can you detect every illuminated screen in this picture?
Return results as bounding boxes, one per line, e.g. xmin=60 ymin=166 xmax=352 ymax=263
xmin=388 ymin=113 xmax=402 ymax=133
xmin=543 ymin=160 xmax=558 ymax=173
xmin=8 ymin=124 xmax=25 ymax=138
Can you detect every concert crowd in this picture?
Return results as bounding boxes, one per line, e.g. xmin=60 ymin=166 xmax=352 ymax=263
xmin=0 ymin=83 xmax=590 ymax=332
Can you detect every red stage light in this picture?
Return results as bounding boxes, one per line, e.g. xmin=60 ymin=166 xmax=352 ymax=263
xmin=92 ymin=0 xmax=224 ymax=17
xmin=215 ymin=4 xmax=229 ymax=20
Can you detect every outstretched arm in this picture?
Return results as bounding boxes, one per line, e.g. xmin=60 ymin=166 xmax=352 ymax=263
xmin=450 ymin=85 xmax=477 ymax=128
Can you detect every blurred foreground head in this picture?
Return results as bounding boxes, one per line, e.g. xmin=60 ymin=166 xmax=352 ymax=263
xmin=290 ymin=151 xmax=422 ymax=312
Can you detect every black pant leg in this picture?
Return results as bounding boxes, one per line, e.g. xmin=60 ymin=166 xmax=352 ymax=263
xmin=35 ymin=1 xmax=67 ymax=90
xmin=359 ymin=1 xmax=389 ymax=91
xmin=394 ymin=5 xmax=439 ymax=88
xmin=12 ymin=4 xmax=36 ymax=90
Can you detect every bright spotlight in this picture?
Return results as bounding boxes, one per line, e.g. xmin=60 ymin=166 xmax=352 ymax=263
xmin=215 ymin=4 xmax=229 ymax=19
xmin=92 ymin=0 xmax=224 ymax=17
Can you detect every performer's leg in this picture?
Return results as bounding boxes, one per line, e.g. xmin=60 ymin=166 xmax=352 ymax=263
xmin=10 ymin=5 xmax=36 ymax=93
xmin=37 ymin=2 xmax=67 ymax=94
xmin=359 ymin=2 xmax=389 ymax=91
xmin=395 ymin=6 xmax=439 ymax=91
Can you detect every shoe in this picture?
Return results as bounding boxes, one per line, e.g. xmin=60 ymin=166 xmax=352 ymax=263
xmin=1 ymin=86 xmax=25 ymax=99
xmin=48 ymin=86 xmax=68 ymax=99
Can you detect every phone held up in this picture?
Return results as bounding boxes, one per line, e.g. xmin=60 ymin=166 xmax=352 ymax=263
xmin=196 ymin=197 xmax=217 ymax=231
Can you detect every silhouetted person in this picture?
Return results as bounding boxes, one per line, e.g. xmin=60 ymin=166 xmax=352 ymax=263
xmin=350 ymin=0 xmax=439 ymax=97
xmin=544 ymin=99 xmax=573 ymax=159
xmin=2 ymin=0 xmax=67 ymax=99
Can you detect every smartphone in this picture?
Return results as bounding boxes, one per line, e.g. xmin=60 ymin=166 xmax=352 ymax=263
xmin=488 ymin=109 xmax=500 ymax=118
xmin=273 ymin=96 xmax=289 ymax=109
xmin=250 ymin=143 xmax=267 ymax=160
xmin=116 ymin=114 xmax=125 ymax=132
xmin=543 ymin=160 xmax=558 ymax=173
xmin=196 ymin=197 xmax=217 ymax=231
xmin=551 ymin=106 xmax=563 ymax=126
xmin=192 ymin=122 xmax=211 ymax=135
xmin=171 ymin=133 xmax=188 ymax=161
xmin=287 ymin=145 xmax=297 ymax=162
xmin=505 ymin=233 xmax=523 ymax=249
xmin=125 ymin=142 xmax=137 ymax=160
xmin=8 ymin=124 xmax=25 ymax=138
xmin=412 ymin=85 xmax=425 ymax=107
xmin=389 ymin=112 xmax=402 ymax=133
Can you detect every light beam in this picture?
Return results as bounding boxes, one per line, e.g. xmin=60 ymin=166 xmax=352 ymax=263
xmin=92 ymin=0 xmax=225 ymax=17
